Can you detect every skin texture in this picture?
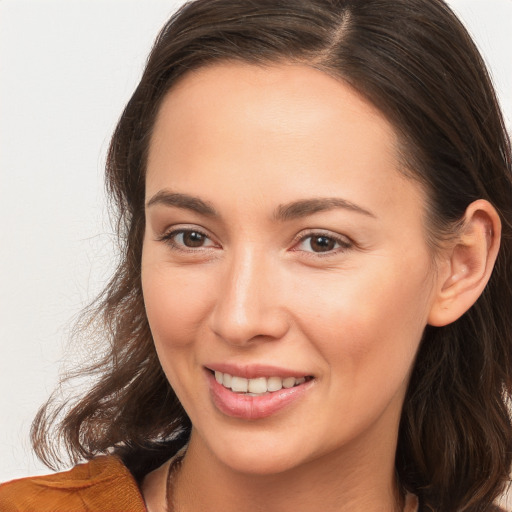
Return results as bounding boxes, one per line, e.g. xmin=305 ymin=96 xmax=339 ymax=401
xmin=140 ymin=63 xmax=501 ymax=512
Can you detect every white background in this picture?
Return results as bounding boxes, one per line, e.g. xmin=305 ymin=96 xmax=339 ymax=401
xmin=1 ymin=0 xmax=511 ymax=490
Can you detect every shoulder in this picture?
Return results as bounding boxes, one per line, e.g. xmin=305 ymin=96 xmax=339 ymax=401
xmin=0 ymin=456 xmax=147 ymax=512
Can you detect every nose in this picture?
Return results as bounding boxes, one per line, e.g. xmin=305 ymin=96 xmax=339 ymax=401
xmin=208 ymin=247 xmax=290 ymax=346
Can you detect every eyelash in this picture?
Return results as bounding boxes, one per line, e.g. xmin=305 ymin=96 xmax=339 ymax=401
xmin=291 ymin=230 xmax=353 ymax=256
xmin=157 ymin=228 xmax=353 ymax=256
xmin=158 ymin=228 xmax=217 ymax=253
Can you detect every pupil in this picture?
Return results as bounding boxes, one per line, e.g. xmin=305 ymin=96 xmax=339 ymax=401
xmin=311 ymin=236 xmax=335 ymax=252
xmin=184 ymin=231 xmax=205 ymax=247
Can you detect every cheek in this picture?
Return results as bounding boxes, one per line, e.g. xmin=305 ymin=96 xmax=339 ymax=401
xmin=293 ymin=257 xmax=433 ymax=384
xmin=141 ymin=260 xmax=213 ymax=350
xmin=141 ymin=259 xmax=215 ymax=405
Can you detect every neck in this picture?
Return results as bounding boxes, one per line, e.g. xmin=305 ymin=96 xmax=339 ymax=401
xmin=171 ymin=430 xmax=403 ymax=512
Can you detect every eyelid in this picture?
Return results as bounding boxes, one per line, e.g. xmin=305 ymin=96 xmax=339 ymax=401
xmin=156 ymin=225 xmax=353 ymax=256
xmin=157 ymin=225 xmax=220 ymax=252
xmin=290 ymin=229 xmax=353 ymax=255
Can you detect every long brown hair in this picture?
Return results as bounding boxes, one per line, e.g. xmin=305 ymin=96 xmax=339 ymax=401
xmin=32 ymin=0 xmax=512 ymax=509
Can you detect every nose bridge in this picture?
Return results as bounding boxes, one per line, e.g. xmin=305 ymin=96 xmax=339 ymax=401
xmin=210 ymin=244 xmax=288 ymax=345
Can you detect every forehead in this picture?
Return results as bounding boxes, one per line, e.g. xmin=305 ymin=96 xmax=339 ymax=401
xmin=151 ymin=61 xmax=397 ymax=154
xmin=146 ymin=62 xmax=424 ymax=223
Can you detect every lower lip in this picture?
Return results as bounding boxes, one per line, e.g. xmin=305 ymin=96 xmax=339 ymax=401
xmin=206 ymin=371 xmax=312 ymax=420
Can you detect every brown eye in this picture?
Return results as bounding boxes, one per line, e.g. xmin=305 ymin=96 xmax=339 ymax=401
xmin=182 ymin=231 xmax=207 ymax=247
xmin=309 ymin=235 xmax=336 ymax=252
xmin=294 ymin=232 xmax=352 ymax=255
xmin=161 ymin=229 xmax=216 ymax=250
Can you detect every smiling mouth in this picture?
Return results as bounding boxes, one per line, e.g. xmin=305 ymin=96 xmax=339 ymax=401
xmin=211 ymin=370 xmax=313 ymax=396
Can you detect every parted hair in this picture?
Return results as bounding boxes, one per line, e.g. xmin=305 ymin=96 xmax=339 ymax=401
xmin=32 ymin=0 xmax=512 ymax=510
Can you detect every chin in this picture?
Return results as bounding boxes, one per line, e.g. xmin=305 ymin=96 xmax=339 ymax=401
xmin=219 ymin=447 xmax=303 ymax=476
xmin=196 ymin=427 xmax=318 ymax=476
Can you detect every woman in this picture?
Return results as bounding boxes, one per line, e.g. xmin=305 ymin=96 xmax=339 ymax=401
xmin=1 ymin=0 xmax=511 ymax=510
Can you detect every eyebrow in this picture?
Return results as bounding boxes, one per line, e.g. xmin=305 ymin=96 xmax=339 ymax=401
xmin=146 ymin=190 xmax=217 ymax=216
xmin=274 ymin=197 xmax=376 ymax=221
xmin=146 ymin=190 xmax=375 ymax=220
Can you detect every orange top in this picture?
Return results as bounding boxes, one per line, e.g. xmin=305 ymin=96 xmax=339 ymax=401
xmin=0 ymin=456 xmax=147 ymax=512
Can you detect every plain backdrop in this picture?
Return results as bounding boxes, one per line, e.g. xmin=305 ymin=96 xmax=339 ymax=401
xmin=1 ymin=0 xmax=511 ymax=487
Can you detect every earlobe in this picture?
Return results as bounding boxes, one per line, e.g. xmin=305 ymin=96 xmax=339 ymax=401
xmin=428 ymin=200 xmax=501 ymax=327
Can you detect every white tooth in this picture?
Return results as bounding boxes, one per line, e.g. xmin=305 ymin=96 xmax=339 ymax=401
xmin=222 ymin=373 xmax=232 ymax=388
xmin=282 ymin=377 xmax=296 ymax=389
xmin=295 ymin=377 xmax=306 ymax=385
xmin=267 ymin=376 xmax=283 ymax=392
xmin=231 ymin=376 xmax=248 ymax=392
xmin=248 ymin=377 xmax=267 ymax=394
xmin=215 ymin=371 xmax=223 ymax=384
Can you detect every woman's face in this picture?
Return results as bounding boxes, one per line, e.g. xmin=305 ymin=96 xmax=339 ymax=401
xmin=142 ymin=62 xmax=440 ymax=475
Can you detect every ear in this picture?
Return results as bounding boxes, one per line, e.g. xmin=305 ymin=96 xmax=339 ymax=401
xmin=428 ymin=199 xmax=501 ymax=327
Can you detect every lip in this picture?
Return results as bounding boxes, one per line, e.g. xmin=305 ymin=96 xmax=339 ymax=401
xmin=205 ymin=367 xmax=314 ymax=420
xmin=206 ymin=363 xmax=310 ymax=379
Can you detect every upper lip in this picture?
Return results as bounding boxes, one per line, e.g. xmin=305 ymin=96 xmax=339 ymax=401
xmin=205 ymin=363 xmax=311 ymax=379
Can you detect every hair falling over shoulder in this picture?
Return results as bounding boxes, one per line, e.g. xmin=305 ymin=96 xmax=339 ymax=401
xmin=31 ymin=1 xmax=512 ymax=510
